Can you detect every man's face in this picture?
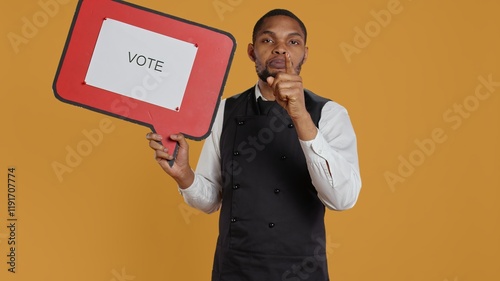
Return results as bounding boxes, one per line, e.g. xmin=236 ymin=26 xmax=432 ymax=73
xmin=248 ymin=15 xmax=308 ymax=82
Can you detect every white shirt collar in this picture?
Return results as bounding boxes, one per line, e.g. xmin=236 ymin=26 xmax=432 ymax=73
xmin=254 ymin=83 xmax=269 ymax=101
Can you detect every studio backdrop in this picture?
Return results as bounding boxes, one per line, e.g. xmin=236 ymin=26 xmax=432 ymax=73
xmin=1 ymin=0 xmax=499 ymax=280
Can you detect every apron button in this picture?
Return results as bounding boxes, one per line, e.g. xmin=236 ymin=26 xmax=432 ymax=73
xmin=268 ymin=223 xmax=275 ymax=228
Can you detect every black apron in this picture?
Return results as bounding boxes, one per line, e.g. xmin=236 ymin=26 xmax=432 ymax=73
xmin=214 ymin=87 xmax=330 ymax=281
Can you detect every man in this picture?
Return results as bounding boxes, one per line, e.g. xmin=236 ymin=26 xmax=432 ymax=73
xmin=146 ymin=9 xmax=361 ymax=281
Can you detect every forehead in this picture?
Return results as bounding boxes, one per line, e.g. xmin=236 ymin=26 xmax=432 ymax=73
xmin=257 ymin=15 xmax=304 ymax=37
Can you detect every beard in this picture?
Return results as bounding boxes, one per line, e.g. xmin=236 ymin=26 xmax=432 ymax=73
xmin=257 ymin=68 xmax=276 ymax=83
xmin=256 ymin=57 xmax=305 ymax=82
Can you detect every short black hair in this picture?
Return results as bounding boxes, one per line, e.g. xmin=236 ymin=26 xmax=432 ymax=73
xmin=252 ymin=9 xmax=307 ymax=44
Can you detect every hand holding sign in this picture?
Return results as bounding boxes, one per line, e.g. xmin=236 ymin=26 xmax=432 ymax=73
xmin=146 ymin=132 xmax=195 ymax=188
xmin=54 ymin=0 xmax=235 ymax=166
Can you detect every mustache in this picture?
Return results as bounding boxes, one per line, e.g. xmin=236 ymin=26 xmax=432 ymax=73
xmin=256 ymin=57 xmax=305 ymax=82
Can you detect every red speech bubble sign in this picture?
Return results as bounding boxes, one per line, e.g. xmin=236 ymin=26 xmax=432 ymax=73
xmin=53 ymin=0 xmax=235 ymax=165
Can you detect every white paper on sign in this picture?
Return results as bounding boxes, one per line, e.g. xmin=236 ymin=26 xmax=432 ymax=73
xmin=85 ymin=18 xmax=198 ymax=111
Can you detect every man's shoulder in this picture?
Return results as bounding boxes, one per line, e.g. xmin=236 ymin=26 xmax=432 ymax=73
xmin=223 ymin=87 xmax=330 ymax=102
xmin=303 ymin=89 xmax=348 ymax=112
xmin=221 ymin=86 xmax=342 ymax=109
xmin=219 ymin=87 xmax=255 ymax=122
xmin=304 ymin=88 xmax=330 ymax=104
xmin=224 ymin=87 xmax=254 ymax=102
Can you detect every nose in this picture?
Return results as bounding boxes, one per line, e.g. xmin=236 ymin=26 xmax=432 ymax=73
xmin=273 ymin=42 xmax=287 ymax=55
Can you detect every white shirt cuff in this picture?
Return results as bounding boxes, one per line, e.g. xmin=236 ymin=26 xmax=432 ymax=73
xmin=177 ymin=171 xmax=199 ymax=196
xmin=299 ymin=131 xmax=328 ymax=161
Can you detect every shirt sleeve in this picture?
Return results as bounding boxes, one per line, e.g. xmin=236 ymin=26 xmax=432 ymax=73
xmin=178 ymin=100 xmax=225 ymax=214
xmin=299 ymin=101 xmax=362 ymax=211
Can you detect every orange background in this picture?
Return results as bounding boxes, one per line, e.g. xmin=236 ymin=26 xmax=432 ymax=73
xmin=1 ymin=0 xmax=499 ymax=280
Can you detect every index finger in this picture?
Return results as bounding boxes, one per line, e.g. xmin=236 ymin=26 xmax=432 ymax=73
xmin=285 ymin=53 xmax=297 ymax=75
xmin=146 ymin=132 xmax=162 ymax=141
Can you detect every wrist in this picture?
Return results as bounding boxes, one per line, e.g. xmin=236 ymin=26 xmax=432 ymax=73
xmin=176 ymin=168 xmax=195 ymax=189
xmin=292 ymin=113 xmax=317 ymax=141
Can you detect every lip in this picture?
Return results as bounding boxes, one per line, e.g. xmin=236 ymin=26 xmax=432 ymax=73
xmin=267 ymin=57 xmax=286 ymax=69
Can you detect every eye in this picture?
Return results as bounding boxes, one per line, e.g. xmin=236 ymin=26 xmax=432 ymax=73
xmin=262 ymin=38 xmax=274 ymax=43
xmin=290 ymin=40 xmax=300 ymax=45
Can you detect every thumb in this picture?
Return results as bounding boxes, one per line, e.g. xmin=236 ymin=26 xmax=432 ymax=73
xmin=170 ymin=134 xmax=188 ymax=151
xmin=267 ymin=76 xmax=275 ymax=86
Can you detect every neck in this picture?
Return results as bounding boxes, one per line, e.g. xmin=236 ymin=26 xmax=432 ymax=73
xmin=258 ymin=79 xmax=276 ymax=101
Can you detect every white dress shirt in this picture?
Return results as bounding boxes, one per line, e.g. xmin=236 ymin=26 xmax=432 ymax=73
xmin=179 ymin=84 xmax=362 ymax=213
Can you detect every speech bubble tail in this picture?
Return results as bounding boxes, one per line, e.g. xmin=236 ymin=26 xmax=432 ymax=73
xmin=160 ymin=136 xmax=179 ymax=167
xmin=167 ymin=142 xmax=179 ymax=167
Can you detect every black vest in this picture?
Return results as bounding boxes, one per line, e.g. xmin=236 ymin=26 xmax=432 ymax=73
xmin=213 ymin=87 xmax=330 ymax=281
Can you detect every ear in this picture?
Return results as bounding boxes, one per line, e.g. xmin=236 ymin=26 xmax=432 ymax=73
xmin=303 ymin=46 xmax=309 ymax=64
xmin=247 ymin=43 xmax=256 ymax=62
